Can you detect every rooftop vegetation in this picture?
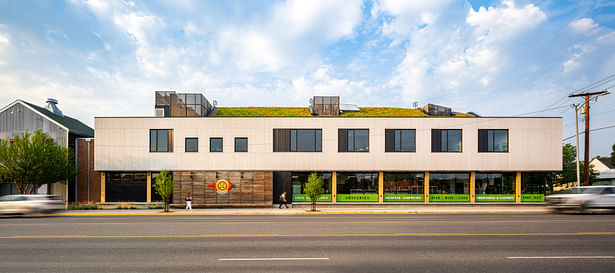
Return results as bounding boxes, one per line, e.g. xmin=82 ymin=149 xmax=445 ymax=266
xmin=213 ymin=107 xmax=475 ymax=117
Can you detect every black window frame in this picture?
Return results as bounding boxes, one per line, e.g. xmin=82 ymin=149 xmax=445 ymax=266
xmin=478 ymin=129 xmax=509 ymax=153
xmin=149 ymin=129 xmax=173 ymax=152
xmin=385 ymin=129 xmax=416 ymax=152
xmin=210 ymin=137 xmax=223 ymax=152
xmin=431 ymin=129 xmax=462 ymax=153
xmin=273 ymin=129 xmax=322 ymax=152
xmin=338 ymin=129 xmax=369 ymax=152
xmin=235 ymin=137 xmax=248 ymax=152
xmin=185 ymin=137 xmax=198 ymax=153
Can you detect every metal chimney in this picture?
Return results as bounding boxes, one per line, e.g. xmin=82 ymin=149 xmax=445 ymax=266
xmin=46 ymin=98 xmax=64 ymax=116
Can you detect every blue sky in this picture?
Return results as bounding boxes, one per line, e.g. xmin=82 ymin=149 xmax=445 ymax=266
xmin=0 ymin=0 xmax=614 ymax=158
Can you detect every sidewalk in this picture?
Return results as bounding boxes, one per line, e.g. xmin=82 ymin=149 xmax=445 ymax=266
xmin=62 ymin=205 xmax=549 ymax=216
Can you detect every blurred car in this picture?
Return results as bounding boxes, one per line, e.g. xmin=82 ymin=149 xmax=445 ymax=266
xmin=0 ymin=195 xmax=65 ymax=215
xmin=546 ymin=186 xmax=615 ymax=213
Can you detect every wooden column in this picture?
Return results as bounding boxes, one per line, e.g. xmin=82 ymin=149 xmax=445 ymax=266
xmin=515 ymin=172 xmax=522 ymax=203
xmin=470 ymin=171 xmax=476 ymax=203
xmin=332 ymin=171 xmax=337 ymax=204
xmin=100 ymin=172 xmax=106 ymax=203
xmin=378 ymin=171 xmax=384 ymax=203
xmin=424 ymin=172 xmax=430 ymax=203
xmin=147 ymin=171 xmax=152 ymax=203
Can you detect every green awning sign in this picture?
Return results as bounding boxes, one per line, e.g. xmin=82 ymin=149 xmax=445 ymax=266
xmin=476 ymin=194 xmax=515 ymax=202
xmin=429 ymin=194 xmax=469 ymax=202
xmin=337 ymin=194 xmax=378 ymax=202
xmin=292 ymin=194 xmax=332 ymax=202
xmin=521 ymin=194 xmax=544 ymax=202
xmin=383 ymin=194 xmax=424 ymax=202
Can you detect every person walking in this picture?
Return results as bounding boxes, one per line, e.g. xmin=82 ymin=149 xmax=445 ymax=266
xmin=279 ymin=191 xmax=288 ymax=209
xmin=185 ymin=192 xmax=193 ymax=212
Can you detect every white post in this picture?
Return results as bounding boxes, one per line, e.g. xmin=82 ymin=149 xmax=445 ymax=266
xmin=574 ymin=104 xmax=581 ymax=188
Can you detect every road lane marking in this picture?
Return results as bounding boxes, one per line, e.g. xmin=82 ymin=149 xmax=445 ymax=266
xmin=218 ymin=258 xmax=329 ymax=261
xmin=507 ymin=256 xmax=615 ymax=259
xmin=2 ymin=231 xmax=615 ymax=239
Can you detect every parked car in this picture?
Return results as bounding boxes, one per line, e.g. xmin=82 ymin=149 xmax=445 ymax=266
xmin=0 ymin=195 xmax=65 ymax=215
xmin=546 ymin=186 xmax=615 ymax=213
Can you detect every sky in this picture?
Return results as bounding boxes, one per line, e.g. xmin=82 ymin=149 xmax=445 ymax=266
xmin=0 ymin=0 xmax=614 ymax=159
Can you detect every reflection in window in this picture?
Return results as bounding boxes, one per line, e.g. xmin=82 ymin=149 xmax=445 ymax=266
xmin=150 ymin=129 xmax=173 ymax=152
xmin=383 ymin=173 xmax=424 ymax=194
xmin=274 ymin=129 xmax=322 ymax=152
xmin=291 ymin=172 xmax=332 ymax=196
xmin=185 ymin=138 xmax=198 ymax=152
xmin=385 ymin=129 xmax=416 ymax=152
xmin=478 ymin=129 xmax=508 ymax=152
xmin=429 ymin=173 xmax=469 ymax=194
xmin=431 ymin=129 xmax=462 ymax=152
xmin=210 ymin=138 xmax=223 ymax=152
xmin=336 ymin=172 xmax=379 ymax=194
xmin=522 ymin=173 xmax=547 ymax=194
xmin=475 ymin=173 xmax=514 ymax=194
xmin=235 ymin=137 xmax=248 ymax=152
xmin=338 ymin=129 xmax=369 ymax=152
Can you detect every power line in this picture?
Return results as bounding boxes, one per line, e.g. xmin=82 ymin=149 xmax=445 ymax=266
xmin=562 ymin=124 xmax=615 ymax=141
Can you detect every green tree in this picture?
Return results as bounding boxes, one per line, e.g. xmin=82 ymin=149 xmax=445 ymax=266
xmin=304 ymin=172 xmax=324 ymax=211
xmin=0 ymin=130 xmax=77 ymax=194
xmin=611 ymin=144 xmax=615 ymax=167
xmin=550 ymin=143 xmax=598 ymax=190
xmin=153 ymin=169 xmax=174 ymax=212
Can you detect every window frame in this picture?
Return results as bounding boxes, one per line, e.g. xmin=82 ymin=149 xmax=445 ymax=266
xmin=478 ymin=129 xmax=509 ymax=153
xmin=184 ymin=137 xmax=198 ymax=153
xmin=149 ymin=129 xmax=173 ymax=152
xmin=338 ymin=129 xmax=369 ymax=152
xmin=234 ymin=137 xmax=248 ymax=152
xmin=431 ymin=129 xmax=462 ymax=153
xmin=210 ymin=137 xmax=223 ymax=152
xmin=385 ymin=129 xmax=416 ymax=152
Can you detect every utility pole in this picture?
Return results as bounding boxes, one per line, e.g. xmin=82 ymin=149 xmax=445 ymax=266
xmin=569 ymin=90 xmax=610 ymax=186
xmin=574 ymin=104 xmax=580 ymax=188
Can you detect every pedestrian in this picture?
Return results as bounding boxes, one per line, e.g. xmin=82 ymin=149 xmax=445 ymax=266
xmin=279 ymin=191 xmax=288 ymax=209
xmin=185 ymin=192 xmax=192 ymax=212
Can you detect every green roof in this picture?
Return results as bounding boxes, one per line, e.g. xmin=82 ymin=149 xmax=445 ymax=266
xmin=213 ymin=107 xmax=475 ymax=117
xmin=22 ymin=101 xmax=94 ymax=137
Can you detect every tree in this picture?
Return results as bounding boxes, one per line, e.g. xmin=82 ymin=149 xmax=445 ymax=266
xmin=611 ymin=144 xmax=615 ymax=167
xmin=550 ymin=143 xmax=598 ymax=190
xmin=304 ymin=172 xmax=324 ymax=212
xmin=154 ymin=169 xmax=173 ymax=212
xmin=0 ymin=130 xmax=77 ymax=194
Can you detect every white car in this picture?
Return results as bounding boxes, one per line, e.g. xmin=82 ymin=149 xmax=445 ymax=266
xmin=546 ymin=186 xmax=615 ymax=213
xmin=0 ymin=195 xmax=65 ymax=215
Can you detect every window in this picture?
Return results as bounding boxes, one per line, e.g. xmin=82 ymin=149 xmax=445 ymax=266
xmin=478 ymin=129 xmax=508 ymax=152
xmin=338 ymin=129 xmax=369 ymax=152
xmin=273 ymin=129 xmax=322 ymax=152
xmin=475 ymin=173 xmax=515 ymax=195
xmin=385 ymin=129 xmax=415 ymax=152
xmin=235 ymin=137 xmax=248 ymax=152
xmin=185 ymin=138 xmax=198 ymax=152
xmin=431 ymin=129 xmax=462 ymax=152
xmin=106 ymin=172 xmax=147 ymax=202
xmin=150 ymin=129 xmax=173 ymax=152
xmin=210 ymin=138 xmax=223 ymax=152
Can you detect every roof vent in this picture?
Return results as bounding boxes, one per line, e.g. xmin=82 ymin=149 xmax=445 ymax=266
xmin=45 ymin=98 xmax=64 ymax=116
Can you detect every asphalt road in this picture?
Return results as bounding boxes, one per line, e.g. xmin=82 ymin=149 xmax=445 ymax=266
xmin=1 ymin=213 xmax=615 ymax=272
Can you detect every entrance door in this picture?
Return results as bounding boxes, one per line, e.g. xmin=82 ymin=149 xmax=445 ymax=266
xmin=273 ymin=172 xmax=291 ymax=204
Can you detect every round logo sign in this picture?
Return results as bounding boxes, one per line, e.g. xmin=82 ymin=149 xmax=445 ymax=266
xmin=214 ymin=179 xmax=232 ymax=195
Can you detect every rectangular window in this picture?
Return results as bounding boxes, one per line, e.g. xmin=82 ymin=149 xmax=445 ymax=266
xmin=429 ymin=173 xmax=470 ymax=202
xmin=149 ymin=129 xmax=173 ymax=152
xmin=274 ymin=129 xmax=322 ymax=152
xmin=210 ymin=138 xmax=223 ymax=152
xmin=336 ymin=172 xmax=379 ymax=202
xmin=185 ymin=138 xmax=198 ymax=152
xmin=385 ymin=129 xmax=416 ymax=152
xmin=235 ymin=137 xmax=248 ymax=152
xmin=431 ymin=129 xmax=462 ymax=152
xmin=478 ymin=129 xmax=509 ymax=152
xmin=338 ymin=129 xmax=369 ymax=152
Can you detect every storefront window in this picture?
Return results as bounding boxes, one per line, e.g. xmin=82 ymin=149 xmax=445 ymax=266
xmin=290 ymin=172 xmax=332 ymax=202
xmin=522 ymin=173 xmax=547 ymax=202
xmin=336 ymin=172 xmax=378 ymax=202
xmin=475 ymin=173 xmax=515 ymax=202
xmin=106 ymin=172 xmax=147 ymax=202
xmin=383 ymin=173 xmax=424 ymax=202
xmin=429 ymin=173 xmax=469 ymax=202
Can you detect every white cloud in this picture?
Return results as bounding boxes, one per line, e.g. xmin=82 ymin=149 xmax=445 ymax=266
xmin=569 ymin=18 xmax=598 ymax=35
xmin=466 ymin=0 xmax=546 ymax=41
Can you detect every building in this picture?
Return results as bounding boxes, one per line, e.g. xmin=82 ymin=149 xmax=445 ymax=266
xmin=93 ymin=91 xmax=562 ymax=207
xmin=590 ymin=157 xmax=615 ymax=185
xmin=0 ymin=99 xmax=94 ymax=200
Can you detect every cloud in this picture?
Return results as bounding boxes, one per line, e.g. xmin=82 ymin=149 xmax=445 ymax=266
xmin=466 ymin=0 xmax=546 ymax=41
xmin=569 ymin=18 xmax=598 ymax=35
